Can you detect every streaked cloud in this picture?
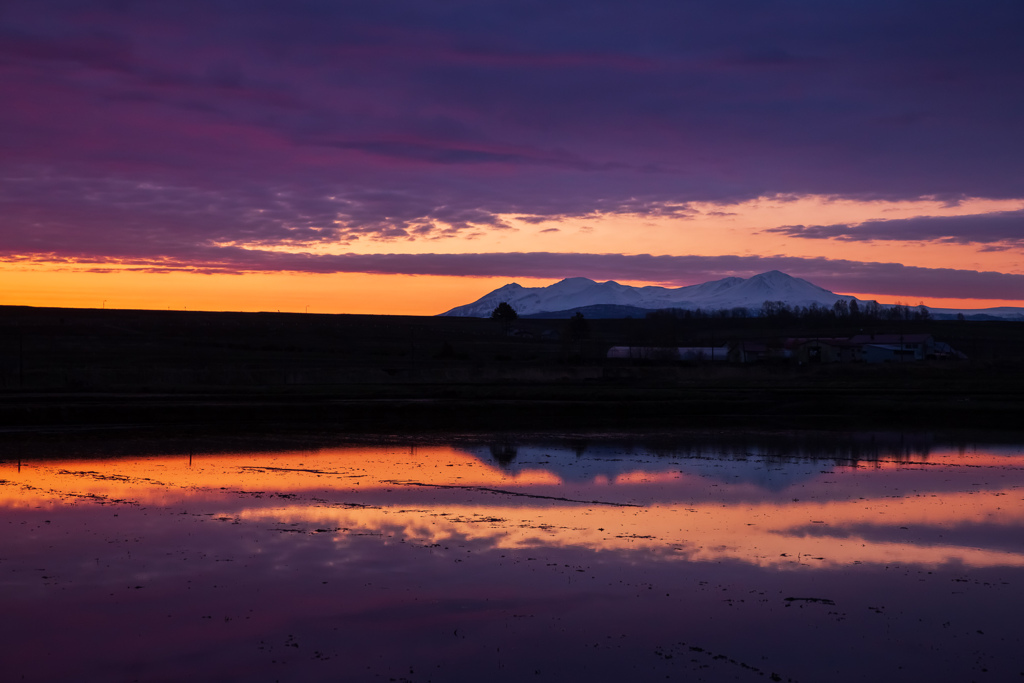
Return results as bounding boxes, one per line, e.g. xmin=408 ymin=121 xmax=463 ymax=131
xmin=2 ymin=0 xmax=1023 ymax=307
xmin=768 ymin=210 xmax=1024 ymax=247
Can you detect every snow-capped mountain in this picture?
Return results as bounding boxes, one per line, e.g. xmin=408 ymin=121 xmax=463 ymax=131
xmin=441 ymin=271 xmax=849 ymax=317
xmin=439 ymin=270 xmax=1024 ymax=320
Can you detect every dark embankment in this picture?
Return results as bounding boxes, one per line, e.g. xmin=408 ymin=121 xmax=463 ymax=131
xmin=2 ymin=304 xmax=1024 ymax=431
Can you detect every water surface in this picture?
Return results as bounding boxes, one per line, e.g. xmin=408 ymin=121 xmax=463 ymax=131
xmin=2 ymin=432 xmax=1023 ymax=681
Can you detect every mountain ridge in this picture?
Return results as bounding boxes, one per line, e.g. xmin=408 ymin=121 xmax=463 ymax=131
xmin=440 ymin=271 xmax=1024 ymax=320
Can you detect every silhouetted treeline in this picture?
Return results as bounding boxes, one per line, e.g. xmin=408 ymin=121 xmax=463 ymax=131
xmin=646 ymin=299 xmax=932 ymax=323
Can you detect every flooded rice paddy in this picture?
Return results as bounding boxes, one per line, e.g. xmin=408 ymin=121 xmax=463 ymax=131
xmin=2 ymin=431 xmax=1024 ymax=682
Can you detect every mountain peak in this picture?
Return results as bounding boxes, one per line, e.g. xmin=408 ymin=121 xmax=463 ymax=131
xmin=440 ymin=271 xmax=843 ymax=317
xmin=746 ymin=270 xmax=803 ymax=285
xmin=439 ymin=271 xmax=1024 ymax=319
xmin=554 ymin=277 xmax=597 ymax=286
xmin=754 ymin=270 xmax=790 ymax=280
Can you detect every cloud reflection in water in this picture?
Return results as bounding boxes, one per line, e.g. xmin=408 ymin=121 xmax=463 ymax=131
xmin=2 ymin=433 xmax=1024 ymax=681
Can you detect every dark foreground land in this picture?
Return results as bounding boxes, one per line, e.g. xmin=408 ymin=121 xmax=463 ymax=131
xmin=2 ymin=305 xmax=1024 ymax=431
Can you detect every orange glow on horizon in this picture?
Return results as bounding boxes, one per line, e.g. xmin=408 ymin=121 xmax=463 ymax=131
xmin=3 ymin=263 xmax=1020 ymax=316
xmin=4 ymin=194 xmax=1024 ymax=315
xmin=0 ymin=265 xmax=548 ymax=316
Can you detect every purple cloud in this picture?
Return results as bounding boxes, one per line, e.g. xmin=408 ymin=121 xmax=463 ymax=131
xmin=767 ymin=210 xmax=1024 ymax=246
xmin=1 ymin=0 xmax=1023 ymax=287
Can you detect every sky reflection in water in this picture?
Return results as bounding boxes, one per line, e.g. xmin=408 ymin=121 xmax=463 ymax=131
xmin=2 ymin=433 xmax=1023 ymax=682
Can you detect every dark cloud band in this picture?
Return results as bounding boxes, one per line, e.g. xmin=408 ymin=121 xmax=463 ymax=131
xmin=2 ymin=0 xmax=1024 ymax=241
xmin=2 ymin=0 xmax=1024 ymax=306
xmin=768 ymin=210 xmax=1024 ymax=246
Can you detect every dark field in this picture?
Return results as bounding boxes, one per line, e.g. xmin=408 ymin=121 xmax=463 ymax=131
xmin=2 ymin=305 xmax=1024 ymax=430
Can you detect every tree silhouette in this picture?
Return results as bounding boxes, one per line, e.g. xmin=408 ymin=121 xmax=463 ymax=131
xmin=568 ymin=311 xmax=589 ymax=340
xmin=488 ymin=442 xmax=519 ymax=467
xmin=490 ymin=302 xmax=518 ymax=321
xmin=565 ymin=311 xmax=590 ymax=361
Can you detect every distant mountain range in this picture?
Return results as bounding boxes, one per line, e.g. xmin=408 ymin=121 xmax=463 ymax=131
xmin=440 ymin=270 xmax=1024 ymax=320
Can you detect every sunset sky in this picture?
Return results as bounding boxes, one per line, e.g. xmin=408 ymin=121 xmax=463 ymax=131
xmin=2 ymin=0 xmax=1023 ymax=315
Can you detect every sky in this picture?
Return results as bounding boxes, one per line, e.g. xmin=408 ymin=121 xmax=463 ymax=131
xmin=2 ymin=0 xmax=1023 ymax=315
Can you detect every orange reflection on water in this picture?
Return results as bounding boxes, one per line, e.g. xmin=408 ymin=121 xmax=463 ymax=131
xmin=0 ymin=446 xmax=560 ymax=508
xmin=2 ymin=443 xmax=1023 ymax=571
xmin=226 ymin=489 xmax=1024 ymax=570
